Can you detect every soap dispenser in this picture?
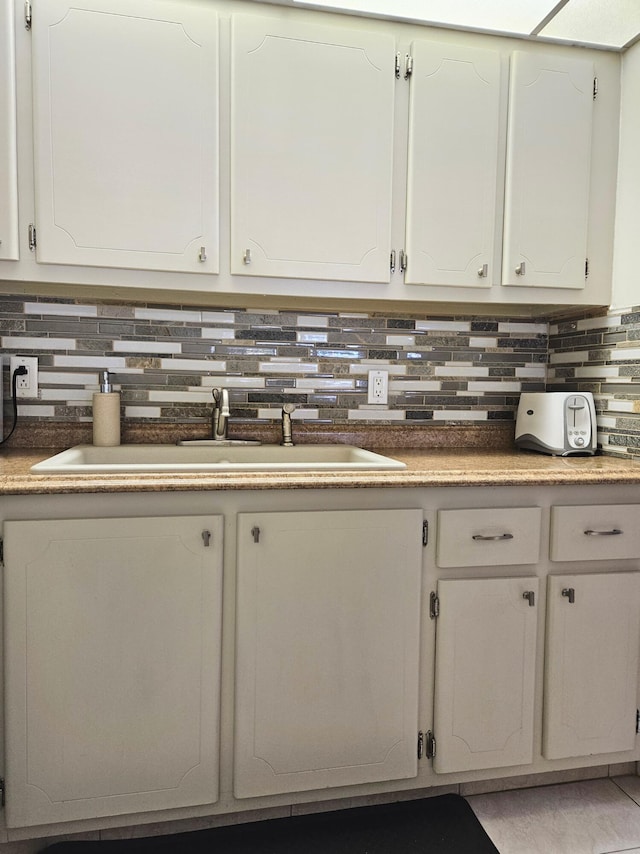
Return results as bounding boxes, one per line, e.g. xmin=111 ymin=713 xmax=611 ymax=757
xmin=93 ymin=370 xmax=121 ymax=446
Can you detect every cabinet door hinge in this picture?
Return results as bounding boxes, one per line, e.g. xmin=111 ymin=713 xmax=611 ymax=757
xmin=24 ymin=0 xmax=32 ymax=30
xmin=0 ymin=777 xmax=5 ymax=807
xmin=0 ymin=537 xmax=4 ymax=567
xmin=636 ymin=708 xmax=640 ymax=734
xmin=390 ymin=249 xmax=396 ymax=273
xmin=404 ymin=54 xmax=413 ymax=80
xmin=429 ymin=590 xmax=439 ymax=619
xmin=593 ymin=77 xmax=598 ymax=100
xmin=417 ymin=730 xmax=424 ymax=759
xmin=585 ymin=258 xmax=589 ymax=278
xmin=425 ymin=730 xmax=436 ymax=759
xmin=28 ymin=223 xmax=37 ymax=251
xmin=399 ymin=250 xmax=407 ymax=273
xmin=395 ymin=52 xmax=401 ymax=79
xmin=422 ymin=520 xmax=429 ymax=546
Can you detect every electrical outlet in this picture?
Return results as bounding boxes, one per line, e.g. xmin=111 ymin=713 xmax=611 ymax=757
xmin=367 ymin=369 xmax=388 ymax=405
xmin=10 ymin=355 xmax=39 ymax=398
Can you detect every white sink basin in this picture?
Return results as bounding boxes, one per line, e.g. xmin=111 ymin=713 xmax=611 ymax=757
xmin=30 ymin=444 xmax=406 ymax=473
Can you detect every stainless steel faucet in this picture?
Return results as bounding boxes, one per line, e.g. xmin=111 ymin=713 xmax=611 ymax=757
xmin=281 ymin=403 xmax=295 ymax=446
xmin=177 ymin=387 xmax=260 ymax=446
xmin=211 ymin=388 xmax=230 ymax=441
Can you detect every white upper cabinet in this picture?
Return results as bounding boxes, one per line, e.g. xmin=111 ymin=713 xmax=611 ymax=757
xmin=502 ymin=51 xmax=594 ymax=289
xmin=31 ymin=0 xmax=219 ymax=273
xmin=405 ymin=41 xmax=503 ymax=288
xmin=3 ymin=1 xmax=616 ymax=306
xmin=230 ymin=15 xmax=395 ymax=283
xmin=0 ymin=0 xmax=18 ymax=260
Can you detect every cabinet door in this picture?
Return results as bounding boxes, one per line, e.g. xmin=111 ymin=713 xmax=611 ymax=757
xmin=405 ymin=41 xmax=502 ymax=287
xmin=3 ymin=515 xmax=223 ymax=827
xmin=544 ymin=572 xmax=640 ymax=760
xmin=230 ymin=16 xmax=394 ymax=283
xmin=0 ymin=0 xmax=18 ymax=260
xmin=234 ymin=509 xmax=423 ymax=797
xmin=502 ymin=51 xmax=593 ymax=289
xmin=433 ymin=577 xmax=539 ymax=773
xmin=31 ymin=0 xmax=218 ymax=273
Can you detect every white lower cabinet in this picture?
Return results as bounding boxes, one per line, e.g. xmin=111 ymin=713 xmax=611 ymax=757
xmin=432 ymin=577 xmax=539 ymax=773
xmin=544 ymin=572 xmax=640 ymax=760
xmin=2 ymin=515 xmax=224 ymax=828
xmin=233 ymin=509 xmax=423 ymax=798
xmin=2 ymin=489 xmax=640 ymax=837
xmin=431 ymin=504 xmax=640 ymax=777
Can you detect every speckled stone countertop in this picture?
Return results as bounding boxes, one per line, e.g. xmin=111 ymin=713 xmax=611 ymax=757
xmin=2 ymin=446 xmax=640 ymax=495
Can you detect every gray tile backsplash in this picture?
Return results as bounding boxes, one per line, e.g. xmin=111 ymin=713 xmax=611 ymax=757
xmin=548 ymin=304 xmax=640 ymax=460
xmin=1 ymin=296 xmax=547 ymax=428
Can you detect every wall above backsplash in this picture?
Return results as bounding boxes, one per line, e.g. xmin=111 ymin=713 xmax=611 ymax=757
xmin=0 ymin=295 xmax=548 ymax=430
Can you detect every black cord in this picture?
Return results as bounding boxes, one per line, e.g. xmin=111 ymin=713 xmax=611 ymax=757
xmin=0 ymin=366 xmax=28 ymax=446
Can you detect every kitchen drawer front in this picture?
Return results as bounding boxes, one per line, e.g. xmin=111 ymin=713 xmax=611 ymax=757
xmin=550 ymin=505 xmax=640 ymax=562
xmin=436 ymin=507 xmax=542 ymax=568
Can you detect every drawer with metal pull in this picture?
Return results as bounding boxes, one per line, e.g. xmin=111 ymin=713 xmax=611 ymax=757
xmin=550 ymin=504 xmax=640 ymax=562
xmin=436 ymin=507 xmax=542 ymax=568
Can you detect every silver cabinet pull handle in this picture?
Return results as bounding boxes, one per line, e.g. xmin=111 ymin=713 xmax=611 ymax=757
xmin=515 ymin=262 xmax=525 ymax=276
xmin=477 ymin=263 xmax=488 ymax=278
xmin=562 ymin=587 xmax=575 ymax=604
xmin=523 ymin=591 xmax=535 ymax=607
xmin=472 ymin=533 xmax=514 ymax=541
xmin=584 ymin=528 xmax=623 ymax=536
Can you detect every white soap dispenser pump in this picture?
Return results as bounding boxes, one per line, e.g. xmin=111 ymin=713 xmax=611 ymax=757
xmin=92 ymin=370 xmax=121 ymax=447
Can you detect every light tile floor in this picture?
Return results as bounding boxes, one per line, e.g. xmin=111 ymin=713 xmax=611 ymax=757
xmin=468 ymin=776 xmax=640 ymax=854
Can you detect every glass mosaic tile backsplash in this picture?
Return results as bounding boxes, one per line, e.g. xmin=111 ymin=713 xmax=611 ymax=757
xmin=0 ymin=295 xmax=547 ymax=428
xmin=548 ymin=304 xmax=640 ymax=459
xmin=2 ymin=295 xmax=640 ymax=459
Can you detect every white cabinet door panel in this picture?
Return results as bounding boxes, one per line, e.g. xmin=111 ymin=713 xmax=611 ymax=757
xmin=434 ymin=577 xmax=539 ymax=773
xmin=405 ymin=41 xmax=502 ymax=287
xmin=0 ymin=0 xmax=18 ymax=260
xmin=231 ymin=16 xmax=394 ymax=282
xmin=234 ymin=509 xmax=422 ymax=797
xmin=32 ymin=0 xmax=218 ymax=273
xmin=3 ymin=516 xmax=223 ymax=827
xmin=503 ymin=51 xmax=593 ymax=289
xmin=544 ymin=572 xmax=640 ymax=759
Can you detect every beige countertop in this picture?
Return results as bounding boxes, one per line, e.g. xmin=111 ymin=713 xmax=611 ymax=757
xmin=2 ymin=446 xmax=640 ymax=494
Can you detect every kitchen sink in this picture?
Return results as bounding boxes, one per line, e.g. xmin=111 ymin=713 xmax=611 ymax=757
xmin=30 ymin=444 xmax=406 ymax=473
